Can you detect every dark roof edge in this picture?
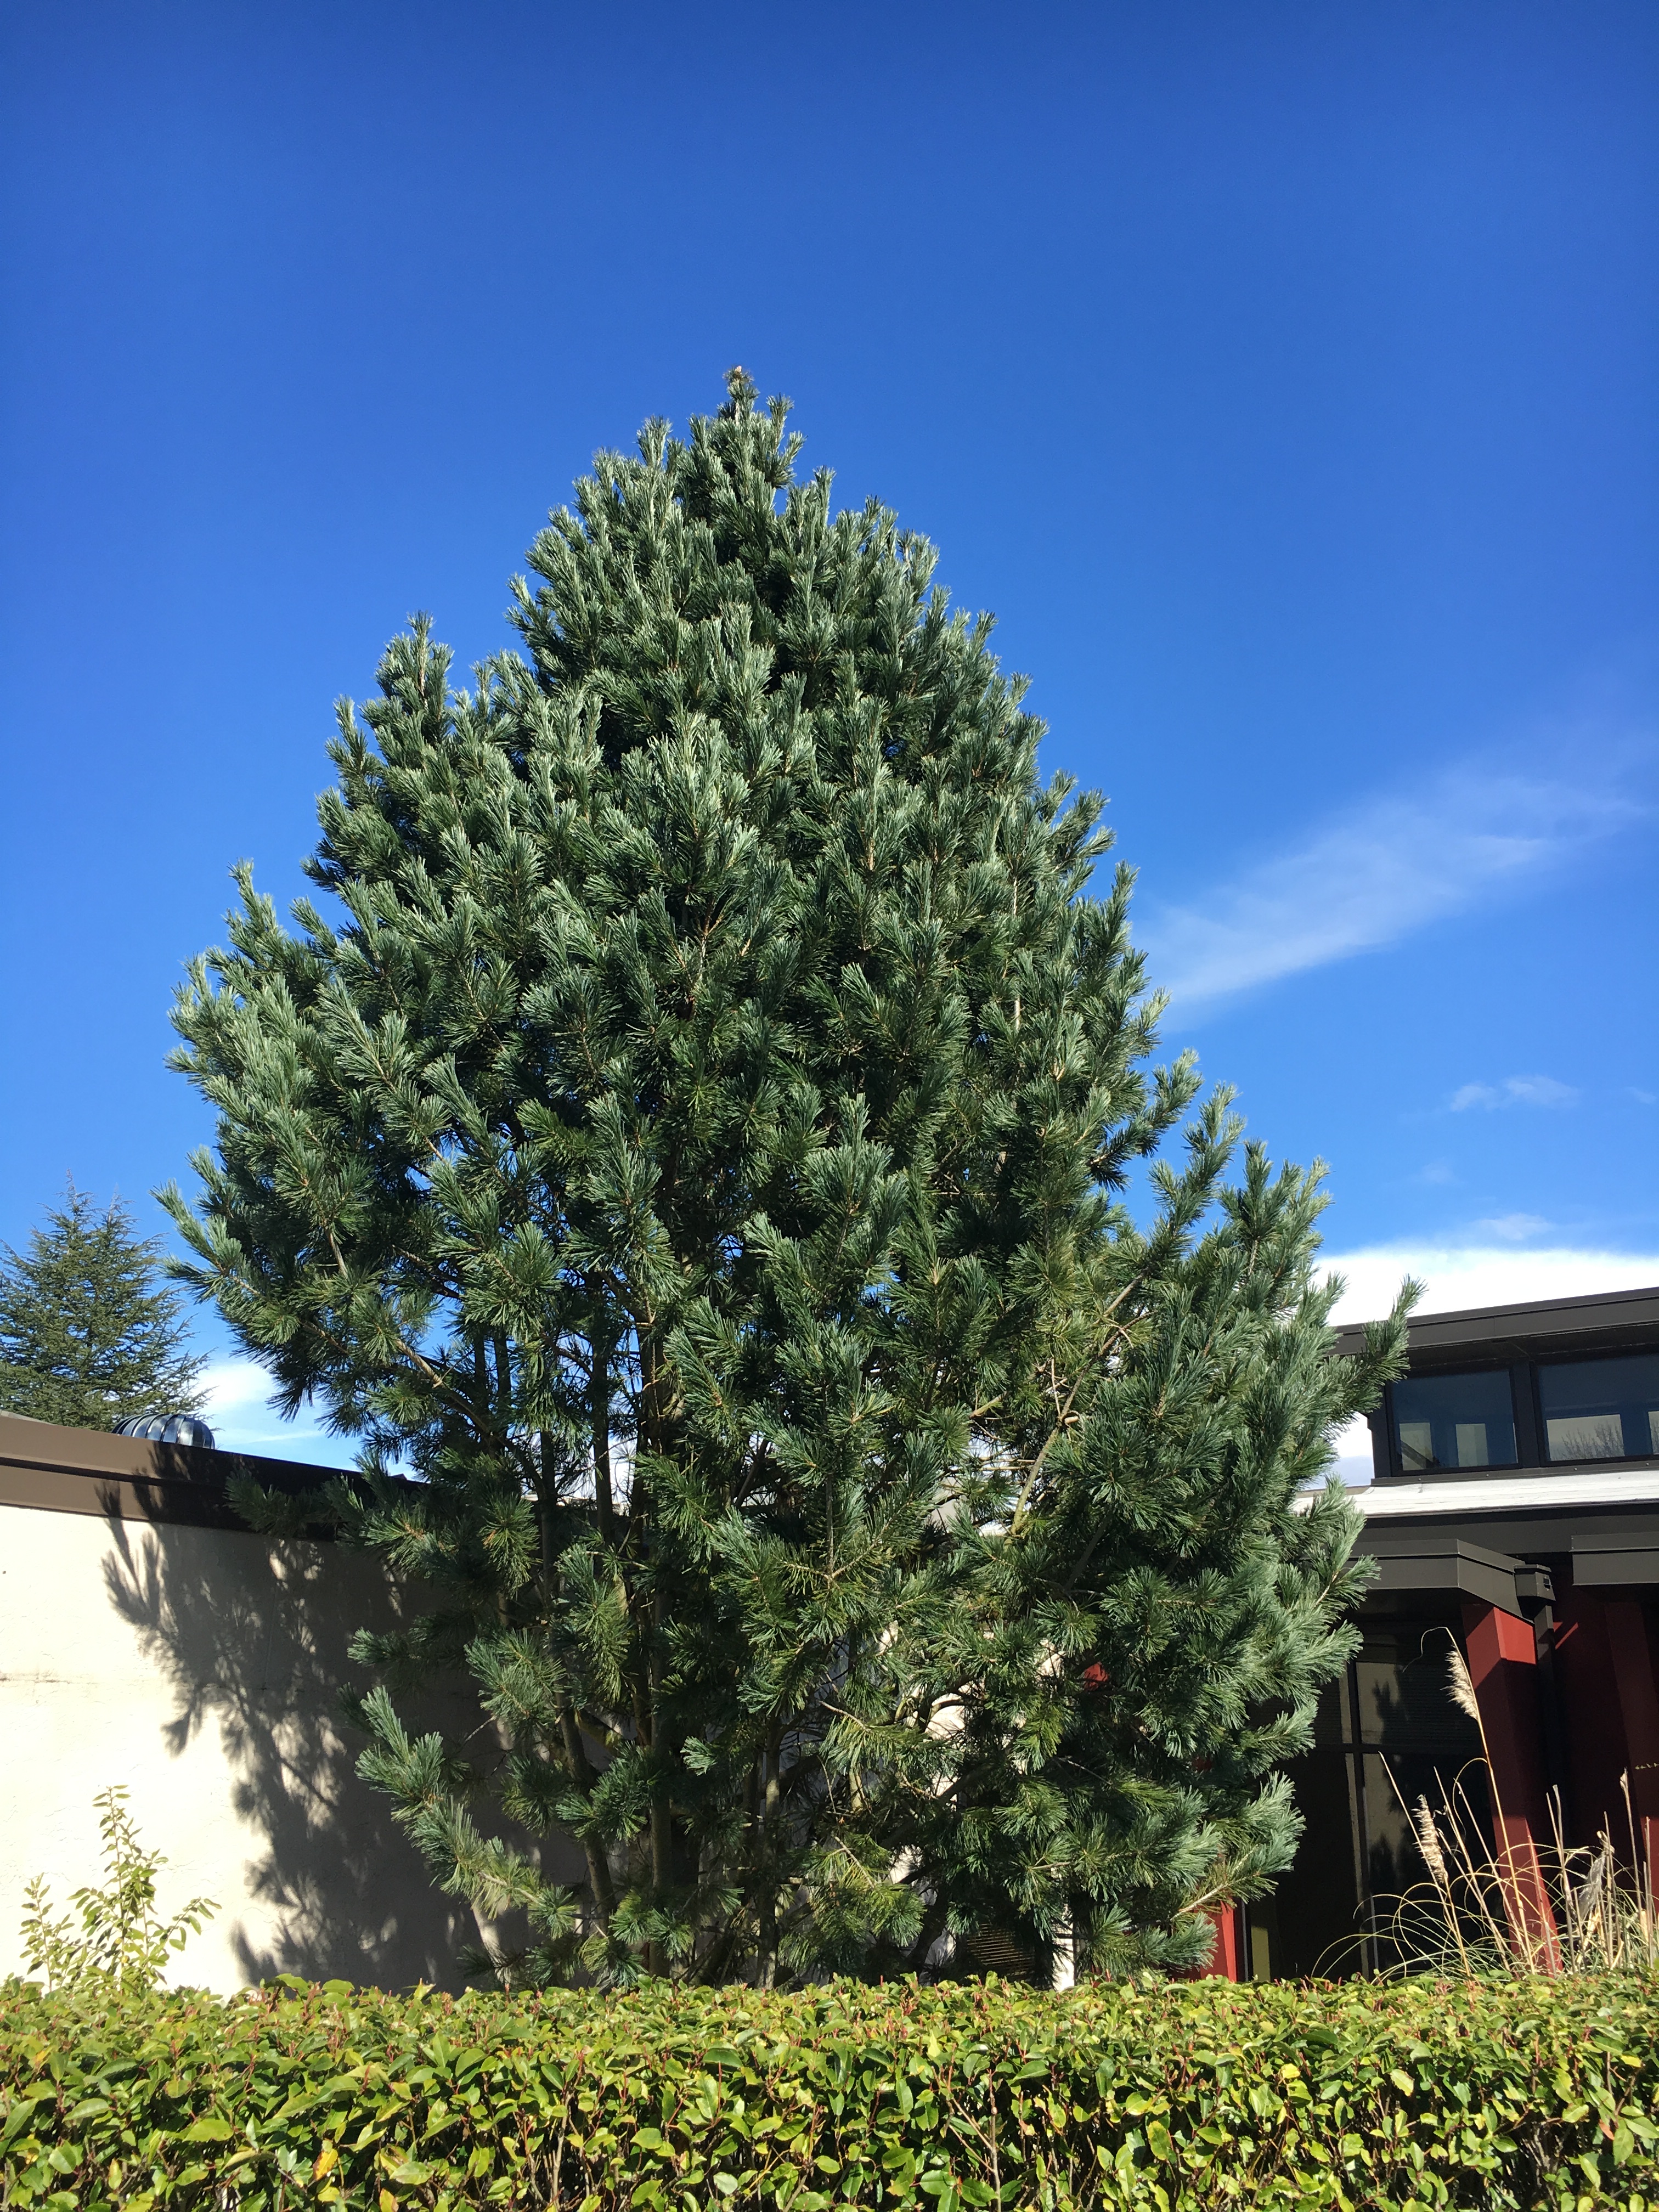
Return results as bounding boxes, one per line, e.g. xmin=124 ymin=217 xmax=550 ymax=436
xmin=0 ymin=1409 xmax=345 ymax=1531
xmin=1404 ymin=1282 xmax=1659 ymax=1329
xmin=1332 ymin=1281 xmax=1659 ymax=1352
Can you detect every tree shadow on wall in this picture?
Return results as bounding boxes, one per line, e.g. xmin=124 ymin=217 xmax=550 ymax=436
xmin=101 ymin=1515 xmax=477 ymax=1988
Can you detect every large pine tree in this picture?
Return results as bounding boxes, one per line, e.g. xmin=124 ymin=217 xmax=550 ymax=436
xmin=0 ymin=1182 xmax=206 ymax=1429
xmin=165 ymin=372 xmax=1408 ymax=1985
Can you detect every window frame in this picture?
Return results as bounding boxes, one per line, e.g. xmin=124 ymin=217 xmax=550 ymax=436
xmin=1383 ymin=1363 xmax=1522 ymax=1480
xmin=1531 ymin=1350 xmax=1659 ymax=1470
xmin=1381 ymin=1351 xmax=1659 ymax=1477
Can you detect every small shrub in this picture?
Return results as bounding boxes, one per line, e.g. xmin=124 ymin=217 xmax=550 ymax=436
xmin=3 ymin=1971 xmax=1657 ymax=2208
xmin=17 ymin=1787 xmax=217 ymax=1997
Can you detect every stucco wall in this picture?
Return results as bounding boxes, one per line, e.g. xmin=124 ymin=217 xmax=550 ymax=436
xmin=0 ymin=1502 xmax=474 ymax=1992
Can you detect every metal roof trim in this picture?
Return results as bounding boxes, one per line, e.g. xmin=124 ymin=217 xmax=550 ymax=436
xmin=1296 ymin=1465 xmax=1659 ymax=1518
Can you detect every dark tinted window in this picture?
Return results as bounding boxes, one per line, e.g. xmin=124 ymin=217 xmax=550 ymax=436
xmin=1537 ymin=1354 xmax=1659 ymax=1464
xmin=1390 ymin=1370 xmax=1517 ymax=1474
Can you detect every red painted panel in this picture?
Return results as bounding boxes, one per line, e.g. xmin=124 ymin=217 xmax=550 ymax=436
xmin=1605 ymin=1599 xmax=1659 ymax=1889
xmin=1462 ymin=1600 xmax=1560 ymax=1970
xmin=1553 ymin=1588 xmax=1633 ymax=1854
xmin=1210 ymin=1906 xmax=1243 ymax=1982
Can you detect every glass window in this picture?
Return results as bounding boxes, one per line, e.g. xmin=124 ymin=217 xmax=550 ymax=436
xmin=1537 ymin=1355 xmax=1659 ymax=1464
xmin=1390 ymin=1370 xmax=1517 ymax=1474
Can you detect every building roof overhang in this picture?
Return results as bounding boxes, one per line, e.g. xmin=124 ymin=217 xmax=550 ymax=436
xmin=1332 ymin=1283 xmax=1659 ymax=1372
xmin=1355 ymin=1528 xmax=1555 ymax=1616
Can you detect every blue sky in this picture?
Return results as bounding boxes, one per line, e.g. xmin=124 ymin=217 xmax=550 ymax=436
xmin=2 ymin=2 xmax=1655 ymax=1465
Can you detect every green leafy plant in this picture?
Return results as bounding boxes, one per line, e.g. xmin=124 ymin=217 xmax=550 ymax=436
xmin=18 ymin=1787 xmax=217 ymax=1996
xmin=3 ymin=1971 xmax=1656 ymax=2209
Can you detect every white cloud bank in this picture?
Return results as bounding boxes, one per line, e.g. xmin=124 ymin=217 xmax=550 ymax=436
xmin=1138 ymin=763 xmax=1645 ymax=1012
xmin=1321 ymin=1243 xmax=1659 ymax=1327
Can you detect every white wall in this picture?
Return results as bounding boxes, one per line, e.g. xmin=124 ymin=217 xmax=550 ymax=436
xmin=0 ymin=1505 xmax=475 ymax=1992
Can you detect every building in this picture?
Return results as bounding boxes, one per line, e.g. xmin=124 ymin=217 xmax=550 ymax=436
xmin=1256 ymin=1283 xmax=1659 ymax=1978
xmin=0 ymin=1411 xmax=473 ymax=1991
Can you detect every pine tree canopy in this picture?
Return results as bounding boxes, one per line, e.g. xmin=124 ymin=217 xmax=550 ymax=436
xmin=165 ymin=370 xmax=1410 ymax=1987
xmin=0 ymin=1182 xmax=206 ymax=1430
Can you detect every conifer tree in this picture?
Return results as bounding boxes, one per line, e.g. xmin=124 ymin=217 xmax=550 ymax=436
xmin=0 ymin=1182 xmax=205 ymax=1429
xmin=165 ymin=372 xmax=1409 ymax=1986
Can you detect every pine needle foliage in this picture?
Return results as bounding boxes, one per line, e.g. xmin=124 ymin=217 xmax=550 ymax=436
xmin=0 ymin=1182 xmax=205 ymax=1429
xmin=162 ymin=371 xmax=1410 ymax=1988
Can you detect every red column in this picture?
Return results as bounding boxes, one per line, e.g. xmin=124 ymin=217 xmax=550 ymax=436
xmin=1463 ymin=1600 xmax=1561 ymax=1970
xmin=1178 ymin=1906 xmax=1243 ymax=1980
xmin=1209 ymin=1905 xmax=1243 ymax=1981
xmin=1604 ymin=1600 xmax=1659 ymax=1888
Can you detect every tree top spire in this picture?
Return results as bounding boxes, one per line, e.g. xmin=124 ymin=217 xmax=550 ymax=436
xmin=722 ymin=363 xmax=757 ymax=415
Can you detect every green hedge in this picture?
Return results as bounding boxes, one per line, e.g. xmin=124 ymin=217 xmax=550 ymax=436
xmin=3 ymin=1973 xmax=1657 ymax=2211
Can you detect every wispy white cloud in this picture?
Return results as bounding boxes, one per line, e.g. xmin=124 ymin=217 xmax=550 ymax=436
xmin=198 ymin=1357 xmax=356 ymax=1469
xmin=1139 ymin=760 xmax=1646 ymax=1012
xmin=199 ymin=1358 xmax=273 ymax=1419
xmin=1449 ymin=1074 xmax=1578 ymax=1111
xmin=1468 ymin=1212 xmax=1553 ymax=1242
